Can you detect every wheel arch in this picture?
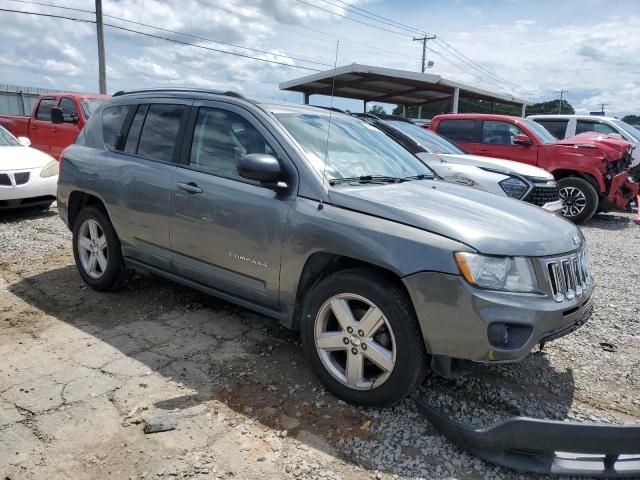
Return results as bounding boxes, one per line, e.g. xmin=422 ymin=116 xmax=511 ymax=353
xmin=551 ymin=169 xmax=604 ymax=195
xmin=67 ymin=190 xmax=110 ymax=231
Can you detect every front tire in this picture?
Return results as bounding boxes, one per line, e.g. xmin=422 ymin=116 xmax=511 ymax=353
xmin=72 ymin=206 xmax=131 ymax=291
xmin=558 ymin=177 xmax=599 ymax=223
xmin=300 ymin=268 xmax=428 ymax=407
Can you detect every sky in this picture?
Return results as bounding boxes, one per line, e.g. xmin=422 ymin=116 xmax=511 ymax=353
xmin=1 ymin=0 xmax=639 ymax=117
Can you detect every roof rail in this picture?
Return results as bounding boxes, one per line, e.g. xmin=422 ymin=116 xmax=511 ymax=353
xmin=111 ymin=88 xmax=250 ymax=102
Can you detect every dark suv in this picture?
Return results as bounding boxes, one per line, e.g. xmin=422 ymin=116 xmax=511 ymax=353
xmin=57 ymin=89 xmax=594 ymax=407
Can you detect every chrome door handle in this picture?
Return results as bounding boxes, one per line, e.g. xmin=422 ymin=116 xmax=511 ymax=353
xmin=177 ymin=182 xmax=203 ymax=194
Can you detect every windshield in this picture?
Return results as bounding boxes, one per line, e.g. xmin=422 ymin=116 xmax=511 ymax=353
xmin=386 ymin=120 xmax=466 ymax=154
xmin=274 ymin=112 xmax=434 ymax=181
xmin=81 ymin=98 xmax=105 ymax=119
xmin=521 ymin=118 xmax=557 ymax=144
xmin=611 ymin=119 xmax=640 ymax=143
xmin=0 ymin=127 xmax=20 ymax=146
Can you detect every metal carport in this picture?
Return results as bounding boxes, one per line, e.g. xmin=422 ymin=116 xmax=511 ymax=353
xmin=280 ymin=63 xmax=531 ymax=117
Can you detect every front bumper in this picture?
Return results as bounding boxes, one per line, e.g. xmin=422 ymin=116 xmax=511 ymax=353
xmin=602 ymin=172 xmax=639 ymax=211
xmin=0 ymin=169 xmax=57 ymax=210
xmin=414 ymin=398 xmax=640 ymax=478
xmin=402 ymin=271 xmax=594 ymax=362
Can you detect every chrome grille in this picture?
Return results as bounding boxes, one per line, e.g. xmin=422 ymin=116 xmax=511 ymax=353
xmin=547 ymin=250 xmax=591 ymax=302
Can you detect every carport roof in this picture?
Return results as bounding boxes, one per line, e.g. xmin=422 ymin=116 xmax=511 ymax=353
xmin=279 ymin=63 xmax=532 ymax=107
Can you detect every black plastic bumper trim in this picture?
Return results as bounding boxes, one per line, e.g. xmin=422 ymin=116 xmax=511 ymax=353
xmin=414 ymin=397 xmax=640 ymax=478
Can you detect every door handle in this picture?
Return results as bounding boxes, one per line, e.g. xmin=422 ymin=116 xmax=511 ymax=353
xmin=177 ymin=182 xmax=203 ymax=194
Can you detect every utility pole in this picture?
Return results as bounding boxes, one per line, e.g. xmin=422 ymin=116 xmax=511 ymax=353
xmin=556 ymin=89 xmax=567 ymax=114
xmin=600 ymin=103 xmax=608 ymax=115
xmin=95 ymin=0 xmax=107 ymax=94
xmin=413 ymin=35 xmax=437 ymax=73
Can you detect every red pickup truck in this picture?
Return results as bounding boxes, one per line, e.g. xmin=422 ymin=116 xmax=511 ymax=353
xmin=0 ymin=93 xmax=107 ymax=160
xmin=430 ymin=113 xmax=638 ymax=222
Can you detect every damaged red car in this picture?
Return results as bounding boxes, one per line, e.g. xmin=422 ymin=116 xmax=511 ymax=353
xmin=430 ymin=114 xmax=638 ymax=222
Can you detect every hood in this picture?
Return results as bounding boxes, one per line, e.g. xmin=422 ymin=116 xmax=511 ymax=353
xmin=328 ymin=180 xmax=581 ymax=257
xmin=555 ymin=132 xmax=633 ymax=162
xmin=0 ymin=146 xmax=56 ymax=170
xmin=421 ymin=152 xmax=554 ymax=180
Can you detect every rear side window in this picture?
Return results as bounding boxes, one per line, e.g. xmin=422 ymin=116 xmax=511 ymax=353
xmin=124 ymin=104 xmax=148 ymax=154
xmin=35 ymin=98 xmax=56 ymax=121
xmin=576 ymin=120 xmax=617 ymax=136
xmin=136 ymin=104 xmax=188 ymax=163
xmin=102 ymin=105 xmax=131 ymax=149
xmin=535 ymin=120 xmax=567 ymax=139
xmin=437 ymin=119 xmax=477 ymax=142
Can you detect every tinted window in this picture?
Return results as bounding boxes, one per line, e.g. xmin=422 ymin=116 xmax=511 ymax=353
xmin=124 ymin=104 xmax=148 ymax=154
xmin=576 ymin=120 xmax=617 ymax=136
xmin=59 ymin=98 xmax=78 ymax=122
xmin=137 ymin=104 xmax=187 ymax=162
xmin=534 ymin=120 xmax=567 ymax=139
xmin=437 ymin=119 xmax=477 ymax=142
xmin=35 ymin=98 xmax=56 ymax=121
xmin=190 ymin=107 xmax=275 ymax=182
xmin=102 ymin=105 xmax=131 ymax=149
xmin=481 ymin=120 xmax=524 ymax=145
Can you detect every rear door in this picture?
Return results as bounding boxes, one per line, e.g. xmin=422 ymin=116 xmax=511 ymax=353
xmin=102 ymin=99 xmax=191 ymax=271
xmin=170 ymin=101 xmax=293 ymax=309
xmin=29 ymin=97 xmax=56 ymax=154
xmin=434 ymin=119 xmax=481 ymax=153
xmin=478 ymin=120 xmax=539 ymax=166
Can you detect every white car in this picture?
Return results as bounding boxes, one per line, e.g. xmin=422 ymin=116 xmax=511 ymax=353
xmin=359 ymin=115 xmax=563 ymax=213
xmin=529 ymin=114 xmax=640 ymax=167
xmin=0 ymin=126 xmax=58 ymax=211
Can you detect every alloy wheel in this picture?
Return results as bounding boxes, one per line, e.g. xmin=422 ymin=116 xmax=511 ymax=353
xmin=560 ymin=186 xmax=587 ymax=217
xmin=77 ymin=219 xmax=108 ymax=279
xmin=314 ymin=293 xmax=396 ymax=390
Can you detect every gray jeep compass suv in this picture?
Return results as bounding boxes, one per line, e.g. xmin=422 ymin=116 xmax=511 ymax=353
xmin=58 ymin=89 xmax=594 ymax=407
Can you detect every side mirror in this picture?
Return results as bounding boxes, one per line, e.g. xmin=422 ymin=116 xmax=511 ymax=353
xmin=513 ymin=133 xmax=532 ymax=145
xmin=51 ymin=107 xmax=64 ymax=124
xmin=238 ymin=153 xmax=288 ymax=191
xmin=17 ymin=136 xmax=31 ymax=147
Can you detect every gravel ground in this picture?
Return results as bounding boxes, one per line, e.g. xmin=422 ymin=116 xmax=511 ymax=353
xmin=0 ymin=205 xmax=639 ymax=480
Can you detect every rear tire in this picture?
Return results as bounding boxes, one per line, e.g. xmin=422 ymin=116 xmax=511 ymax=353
xmin=72 ymin=206 xmax=131 ymax=291
xmin=300 ymin=268 xmax=428 ymax=407
xmin=558 ymin=177 xmax=599 ymax=223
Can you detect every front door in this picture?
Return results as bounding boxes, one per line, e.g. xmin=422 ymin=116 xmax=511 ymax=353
xmin=52 ymin=97 xmax=82 ymax=159
xmin=29 ymin=97 xmax=56 ymax=154
xmin=170 ymin=102 xmax=292 ymax=309
xmin=479 ymin=120 xmax=539 ymax=166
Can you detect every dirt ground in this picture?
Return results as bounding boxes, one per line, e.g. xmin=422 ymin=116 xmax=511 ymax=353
xmin=1 ymin=205 xmax=639 ymax=480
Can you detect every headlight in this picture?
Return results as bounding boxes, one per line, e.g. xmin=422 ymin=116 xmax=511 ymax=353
xmin=499 ymin=177 xmax=529 ymax=199
xmin=454 ymin=252 xmax=537 ymax=292
xmin=40 ymin=160 xmax=58 ymax=178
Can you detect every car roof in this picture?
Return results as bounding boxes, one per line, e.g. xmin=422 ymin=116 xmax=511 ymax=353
xmin=432 ymin=113 xmax=523 ymax=121
xmin=528 ymin=114 xmax=619 ymax=121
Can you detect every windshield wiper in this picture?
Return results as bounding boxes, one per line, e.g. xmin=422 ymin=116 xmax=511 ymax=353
xmin=405 ymin=173 xmax=434 ymax=180
xmin=329 ymin=175 xmax=407 ymax=186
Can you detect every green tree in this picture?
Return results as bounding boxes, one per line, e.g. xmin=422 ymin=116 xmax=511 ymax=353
xmin=621 ymin=115 xmax=640 ymax=125
xmin=367 ymin=105 xmax=387 ymax=115
xmin=526 ymin=99 xmax=575 ymax=115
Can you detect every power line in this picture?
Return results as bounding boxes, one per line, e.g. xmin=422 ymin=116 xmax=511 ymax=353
xmin=0 ymin=7 xmax=323 ymax=71
xmin=5 ymin=0 xmax=332 ymax=67
xmin=295 ymin=0 xmax=413 ymax=38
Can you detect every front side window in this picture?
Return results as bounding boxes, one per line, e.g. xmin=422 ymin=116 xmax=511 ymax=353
xmin=35 ymin=98 xmax=55 ymax=121
xmin=437 ymin=119 xmax=477 ymax=142
xmin=481 ymin=120 xmax=524 ymax=145
xmin=102 ymin=105 xmax=131 ymax=149
xmin=274 ymin=111 xmax=432 ymax=181
xmin=136 ymin=104 xmax=187 ymax=163
xmin=534 ymin=120 xmax=567 ymax=140
xmin=59 ymin=98 xmax=79 ymax=122
xmin=189 ymin=107 xmax=274 ymax=182
xmin=576 ymin=120 xmax=617 ymax=136
xmin=386 ymin=120 xmax=465 ymax=154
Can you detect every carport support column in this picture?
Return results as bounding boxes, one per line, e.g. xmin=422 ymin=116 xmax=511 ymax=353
xmin=521 ymin=103 xmax=526 ymax=117
xmin=363 ymin=100 xmax=367 ymax=113
xmin=303 ymin=92 xmax=310 ymax=105
xmin=452 ymin=87 xmax=460 ymax=113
